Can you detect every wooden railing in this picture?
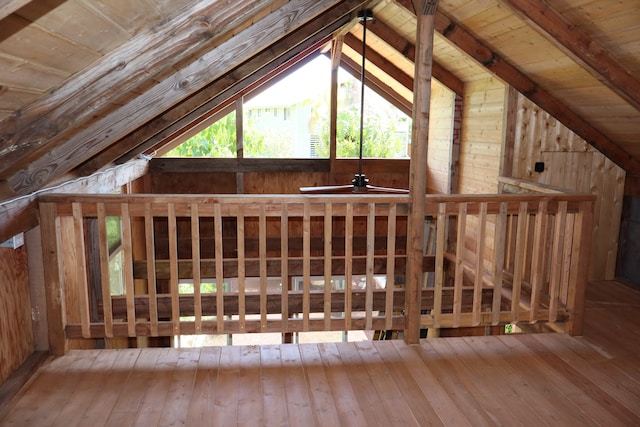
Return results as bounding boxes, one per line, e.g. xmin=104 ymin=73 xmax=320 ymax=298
xmin=39 ymin=192 xmax=594 ymax=354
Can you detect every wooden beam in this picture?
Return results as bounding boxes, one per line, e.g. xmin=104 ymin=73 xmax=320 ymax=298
xmin=131 ymin=255 xmax=436 ymax=280
xmin=0 ymin=0 xmax=33 ymax=21
xmin=344 ymin=32 xmax=414 ymax=92
xmin=0 ymin=158 xmax=148 ymax=243
xmin=367 ymin=19 xmax=464 ymax=96
xmin=2 ymin=0 xmax=356 ymax=196
xmin=405 ymin=0 xmax=439 ymax=344
xmin=338 ymin=54 xmax=413 ymax=115
xmin=502 ymin=0 xmax=640 ymax=113
xmin=102 ymin=287 xmax=491 ymax=319
xmin=150 ymin=158 xmax=330 ymax=174
xmin=117 ymin=35 xmax=337 ymax=163
xmin=0 ymin=0 xmax=276 ymax=176
xmin=396 ymin=0 xmax=640 ymax=175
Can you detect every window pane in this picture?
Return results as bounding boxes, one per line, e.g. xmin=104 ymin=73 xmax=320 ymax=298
xmin=163 ymin=110 xmax=237 ymax=158
xmin=326 ymin=73 xmax=411 ymax=159
xmin=244 ymin=56 xmax=330 ymax=158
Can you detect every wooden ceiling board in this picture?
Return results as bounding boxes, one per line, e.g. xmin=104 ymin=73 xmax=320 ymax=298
xmin=0 ymin=87 xmax=41 ymax=110
xmin=86 ymin=0 xmax=166 ymax=36
xmin=0 ymin=15 xmax=101 ymax=74
xmin=0 ymin=52 xmax=67 ymax=92
xmin=14 ymin=0 xmax=130 ymax=53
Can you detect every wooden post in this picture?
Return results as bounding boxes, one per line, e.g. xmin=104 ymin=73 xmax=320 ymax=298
xmin=405 ymin=0 xmax=439 ymax=344
xmin=329 ymin=37 xmax=342 ymax=183
xmin=39 ymin=202 xmax=67 ymax=356
xmin=566 ymin=200 xmax=594 ymax=335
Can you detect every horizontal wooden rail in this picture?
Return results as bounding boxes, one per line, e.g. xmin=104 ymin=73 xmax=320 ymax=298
xmin=132 ymin=255 xmax=437 ymax=279
xmin=102 ymin=288 xmax=494 ymax=318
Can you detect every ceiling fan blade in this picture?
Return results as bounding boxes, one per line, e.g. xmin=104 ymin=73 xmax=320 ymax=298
xmin=299 ymin=184 xmax=355 ymax=194
xmin=365 ymin=185 xmax=410 ymax=194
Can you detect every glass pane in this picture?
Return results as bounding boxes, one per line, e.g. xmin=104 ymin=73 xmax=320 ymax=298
xmin=163 ymin=110 xmax=237 ymax=158
xmin=244 ymin=56 xmax=330 ymax=158
xmin=329 ymin=72 xmax=411 ymax=159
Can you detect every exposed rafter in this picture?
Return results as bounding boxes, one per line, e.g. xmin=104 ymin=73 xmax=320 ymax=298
xmin=0 ymin=0 xmax=275 ymax=175
xmin=396 ymin=0 xmax=640 ymax=175
xmin=85 ymin=4 xmax=356 ymax=169
xmin=367 ymin=19 xmax=464 ymax=96
xmin=501 ymin=0 xmax=640 ymax=113
xmin=343 ymin=32 xmax=414 ymax=93
xmin=338 ymin=54 xmax=412 ymax=115
xmin=2 ymin=0 xmax=362 ymax=197
xmin=0 ymin=0 xmax=33 ymax=21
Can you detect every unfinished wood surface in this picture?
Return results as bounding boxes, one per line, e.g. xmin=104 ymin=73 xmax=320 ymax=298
xmin=4 ymin=280 xmax=639 ymax=426
xmin=510 ymin=94 xmax=626 ymax=281
xmin=0 ymin=245 xmax=32 ymax=385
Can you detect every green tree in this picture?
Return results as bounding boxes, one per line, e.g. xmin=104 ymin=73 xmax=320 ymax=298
xmin=165 ymin=112 xmax=267 ymax=158
xmin=316 ymin=79 xmax=409 ymax=158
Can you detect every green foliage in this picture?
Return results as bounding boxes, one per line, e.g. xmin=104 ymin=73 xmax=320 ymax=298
xmin=164 ymin=74 xmax=409 ymax=159
xmin=316 ymin=79 xmax=409 ymax=158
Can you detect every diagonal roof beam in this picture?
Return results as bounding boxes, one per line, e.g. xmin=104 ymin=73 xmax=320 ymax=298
xmin=396 ymin=0 xmax=640 ymax=175
xmin=79 ymin=4 xmax=358 ymax=171
xmin=367 ymin=19 xmax=464 ymax=96
xmin=0 ymin=0 xmax=34 ymax=21
xmin=338 ymin=54 xmax=412 ymax=115
xmin=3 ymin=0 xmax=363 ymax=196
xmin=344 ymin=32 xmax=414 ymax=93
xmin=0 ymin=0 xmax=276 ymax=176
xmin=501 ymin=0 xmax=640 ymax=113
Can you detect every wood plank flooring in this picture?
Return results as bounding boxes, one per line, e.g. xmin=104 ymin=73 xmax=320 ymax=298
xmin=1 ymin=280 xmax=640 ymax=426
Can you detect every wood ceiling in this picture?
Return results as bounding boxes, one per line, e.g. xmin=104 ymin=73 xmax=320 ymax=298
xmin=0 ymin=0 xmax=639 ymax=203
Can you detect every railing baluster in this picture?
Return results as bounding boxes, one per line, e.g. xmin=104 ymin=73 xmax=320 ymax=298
xmin=237 ymin=205 xmax=246 ymax=332
xmin=492 ymin=202 xmax=508 ymax=325
xmin=324 ymin=202 xmax=332 ymax=330
xmin=433 ymin=203 xmax=447 ymax=328
xmin=97 ymin=203 xmax=113 ymax=338
xmin=144 ymin=203 xmax=158 ymax=336
xmin=259 ymin=204 xmax=267 ymax=331
xmin=385 ymin=203 xmax=397 ymax=330
xmin=548 ymin=201 xmax=567 ymax=323
xmin=72 ymin=202 xmax=91 ymax=339
xmin=167 ymin=203 xmax=179 ymax=336
xmin=214 ymin=203 xmax=224 ymax=333
xmin=473 ymin=202 xmax=487 ymax=326
xmin=511 ymin=202 xmax=529 ymax=323
xmin=121 ymin=203 xmax=137 ymax=337
xmin=453 ymin=203 xmax=467 ymax=327
xmin=529 ymin=201 xmax=548 ymax=322
xmin=365 ymin=203 xmax=375 ymax=330
xmin=281 ymin=204 xmax=289 ymax=332
xmin=191 ymin=203 xmax=202 ymax=334
xmin=302 ymin=201 xmax=311 ymax=331
xmin=345 ymin=203 xmax=353 ymax=330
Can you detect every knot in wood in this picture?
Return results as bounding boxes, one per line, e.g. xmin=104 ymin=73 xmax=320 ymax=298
xmin=114 ymin=61 xmax=127 ymax=71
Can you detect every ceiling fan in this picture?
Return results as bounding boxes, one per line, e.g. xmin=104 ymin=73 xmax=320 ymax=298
xmin=300 ymin=9 xmax=409 ymax=195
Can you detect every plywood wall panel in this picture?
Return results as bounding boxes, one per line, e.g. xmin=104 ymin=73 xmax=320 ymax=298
xmin=0 ymin=246 xmax=33 ymax=384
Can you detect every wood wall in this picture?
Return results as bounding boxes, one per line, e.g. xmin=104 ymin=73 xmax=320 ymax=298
xmin=458 ymin=78 xmax=506 ymax=194
xmin=0 ymin=247 xmax=33 ymax=384
xmin=426 ymin=81 xmax=456 ymax=194
xmin=510 ymin=94 xmax=625 ymax=281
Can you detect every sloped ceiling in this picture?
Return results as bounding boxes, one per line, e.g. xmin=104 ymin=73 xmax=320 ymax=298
xmin=0 ymin=0 xmax=639 ymax=204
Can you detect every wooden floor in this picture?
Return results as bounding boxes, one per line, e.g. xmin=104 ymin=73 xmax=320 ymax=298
xmin=2 ymin=280 xmax=640 ymax=426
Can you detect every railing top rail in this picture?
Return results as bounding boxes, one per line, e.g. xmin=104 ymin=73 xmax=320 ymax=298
xmin=39 ymin=191 xmax=596 ymax=206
